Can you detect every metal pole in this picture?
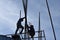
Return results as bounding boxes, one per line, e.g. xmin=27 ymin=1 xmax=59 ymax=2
xmin=20 ymin=10 xmax=21 ymax=18
xmin=43 ymin=30 xmax=46 ymax=40
xmin=46 ymin=0 xmax=56 ymax=40
xmin=32 ymin=38 xmax=34 ymax=40
xmin=38 ymin=12 xmax=42 ymax=40
xmin=22 ymin=0 xmax=28 ymax=40
xmin=39 ymin=12 xmax=40 ymax=33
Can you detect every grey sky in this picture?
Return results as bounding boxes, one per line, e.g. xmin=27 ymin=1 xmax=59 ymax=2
xmin=0 ymin=0 xmax=60 ymax=40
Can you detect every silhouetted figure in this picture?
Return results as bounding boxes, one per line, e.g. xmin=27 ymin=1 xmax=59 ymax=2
xmin=15 ymin=17 xmax=25 ymax=34
xmin=12 ymin=34 xmax=21 ymax=40
xmin=27 ymin=23 xmax=35 ymax=38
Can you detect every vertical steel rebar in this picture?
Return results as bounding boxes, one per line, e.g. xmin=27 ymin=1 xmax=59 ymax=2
xmin=20 ymin=10 xmax=21 ymax=18
xmin=38 ymin=12 xmax=42 ymax=40
xmin=22 ymin=0 xmax=28 ymax=40
xmin=46 ymin=0 xmax=56 ymax=40
xmin=43 ymin=30 xmax=46 ymax=40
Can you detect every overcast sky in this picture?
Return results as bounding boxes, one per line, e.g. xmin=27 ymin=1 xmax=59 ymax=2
xmin=0 ymin=0 xmax=60 ymax=40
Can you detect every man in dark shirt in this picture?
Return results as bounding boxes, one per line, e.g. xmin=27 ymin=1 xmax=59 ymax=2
xmin=15 ymin=17 xmax=25 ymax=34
xmin=27 ymin=23 xmax=35 ymax=38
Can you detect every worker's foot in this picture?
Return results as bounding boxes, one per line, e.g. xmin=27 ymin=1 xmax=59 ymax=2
xmin=20 ymin=32 xmax=22 ymax=34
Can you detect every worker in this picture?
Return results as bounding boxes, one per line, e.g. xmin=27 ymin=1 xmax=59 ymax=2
xmin=27 ymin=23 xmax=35 ymax=38
xmin=15 ymin=17 xmax=25 ymax=34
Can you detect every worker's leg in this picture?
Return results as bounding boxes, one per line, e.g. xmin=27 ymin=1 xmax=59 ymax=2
xmin=20 ymin=27 xmax=24 ymax=34
xmin=15 ymin=28 xmax=19 ymax=34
